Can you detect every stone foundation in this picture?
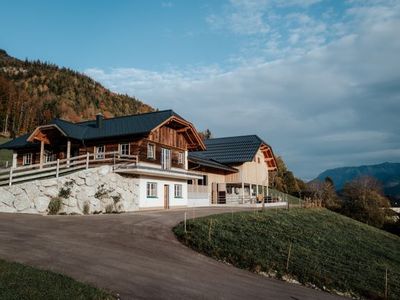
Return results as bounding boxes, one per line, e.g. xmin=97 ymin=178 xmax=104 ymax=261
xmin=0 ymin=166 xmax=139 ymax=215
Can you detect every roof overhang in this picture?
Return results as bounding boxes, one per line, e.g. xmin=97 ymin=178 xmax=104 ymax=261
xmin=151 ymin=116 xmax=206 ymax=151
xmin=116 ymin=164 xmax=203 ymax=180
xmin=188 ymin=156 xmax=238 ymax=173
xmin=27 ymin=124 xmax=67 ymax=144
xmin=259 ymin=143 xmax=278 ymax=171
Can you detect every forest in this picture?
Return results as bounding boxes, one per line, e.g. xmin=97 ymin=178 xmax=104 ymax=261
xmin=0 ymin=49 xmax=152 ymax=137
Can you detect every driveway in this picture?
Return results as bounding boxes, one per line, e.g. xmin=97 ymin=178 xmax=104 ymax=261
xmin=0 ymin=208 xmax=343 ymax=299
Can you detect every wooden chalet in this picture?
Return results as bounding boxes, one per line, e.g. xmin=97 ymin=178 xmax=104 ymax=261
xmin=0 ymin=110 xmax=206 ymax=209
xmin=187 ymin=135 xmax=278 ymax=205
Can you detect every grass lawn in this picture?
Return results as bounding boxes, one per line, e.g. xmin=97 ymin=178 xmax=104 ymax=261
xmin=0 ymin=137 xmax=12 ymax=165
xmin=0 ymin=259 xmax=115 ymax=299
xmin=174 ymin=208 xmax=400 ymax=299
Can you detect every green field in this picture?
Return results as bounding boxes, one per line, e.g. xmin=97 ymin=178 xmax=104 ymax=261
xmin=174 ymin=208 xmax=400 ymax=299
xmin=0 ymin=259 xmax=115 ymax=299
xmin=0 ymin=137 xmax=12 ymax=166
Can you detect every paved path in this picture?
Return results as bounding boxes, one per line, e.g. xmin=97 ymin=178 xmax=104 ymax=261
xmin=0 ymin=208 xmax=343 ymax=299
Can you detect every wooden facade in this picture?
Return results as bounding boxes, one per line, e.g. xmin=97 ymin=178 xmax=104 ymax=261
xmin=13 ymin=116 xmax=203 ymax=170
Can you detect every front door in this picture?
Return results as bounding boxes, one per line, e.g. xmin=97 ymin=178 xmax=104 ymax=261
xmin=164 ymin=185 xmax=169 ymax=209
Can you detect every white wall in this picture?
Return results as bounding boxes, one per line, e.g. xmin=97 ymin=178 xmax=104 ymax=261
xmin=187 ymin=197 xmax=209 ymax=207
xmin=138 ymin=177 xmax=188 ymax=209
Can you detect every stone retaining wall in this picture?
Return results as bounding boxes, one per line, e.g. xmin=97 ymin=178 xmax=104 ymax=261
xmin=0 ymin=166 xmax=139 ymax=215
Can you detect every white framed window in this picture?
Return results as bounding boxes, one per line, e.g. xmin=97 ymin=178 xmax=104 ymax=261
xmin=119 ymin=143 xmax=129 ymax=156
xmin=44 ymin=150 xmax=56 ymax=163
xmin=23 ymin=153 xmax=32 ymax=165
xmin=147 ymin=143 xmax=155 ymax=159
xmin=161 ymin=148 xmax=171 ymax=170
xmin=174 ymin=184 xmax=183 ymax=198
xmin=146 ymin=182 xmax=157 ymax=198
xmin=177 ymin=152 xmax=184 ymax=165
xmin=95 ymin=145 xmax=105 ymax=160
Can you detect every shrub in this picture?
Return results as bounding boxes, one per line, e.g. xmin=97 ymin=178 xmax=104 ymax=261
xmin=58 ymin=180 xmax=74 ymax=199
xmin=95 ymin=184 xmax=113 ymax=199
xmin=105 ymin=204 xmax=114 ymax=214
xmin=48 ymin=197 xmax=62 ymax=215
xmin=112 ymin=195 xmax=121 ymax=204
xmin=83 ymin=202 xmax=90 ymax=215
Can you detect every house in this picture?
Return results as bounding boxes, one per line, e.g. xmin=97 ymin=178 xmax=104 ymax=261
xmin=0 ymin=110 xmax=278 ymax=211
xmin=0 ymin=110 xmax=206 ymax=210
xmin=187 ymin=135 xmax=277 ymax=205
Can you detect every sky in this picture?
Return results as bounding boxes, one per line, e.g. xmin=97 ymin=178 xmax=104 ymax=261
xmin=1 ymin=0 xmax=400 ymax=180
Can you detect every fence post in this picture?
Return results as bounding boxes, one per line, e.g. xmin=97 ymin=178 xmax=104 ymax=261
xmin=184 ymin=212 xmax=187 ymax=233
xmin=86 ymin=152 xmax=90 ymax=170
xmin=286 ymin=241 xmax=292 ymax=272
xmin=208 ymin=219 xmax=213 ymax=242
xmin=56 ymin=159 xmax=60 ymax=179
xmin=8 ymin=167 xmax=13 ymax=186
xmin=113 ymin=151 xmax=116 ymax=171
xmin=385 ymin=267 xmax=388 ymax=299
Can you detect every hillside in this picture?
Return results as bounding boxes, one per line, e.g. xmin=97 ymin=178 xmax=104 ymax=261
xmin=174 ymin=209 xmax=400 ymax=299
xmin=0 ymin=49 xmax=153 ymax=136
xmin=314 ymin=162 xmax=400 ymax=201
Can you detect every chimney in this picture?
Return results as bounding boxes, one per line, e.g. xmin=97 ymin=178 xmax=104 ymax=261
xmin=96 ymin=113 xmax=104 ymax=128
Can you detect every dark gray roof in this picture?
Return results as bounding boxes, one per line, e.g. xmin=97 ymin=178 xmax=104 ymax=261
xmin=0 ymin=110 xmax=180 ymax=150
xmin=192 ymin=135 xmax=267 ymax=165
xmin=0 ymin=134 xmax=38 ymax=150
xmin=188 ymin=152 xmax=238 ymax=173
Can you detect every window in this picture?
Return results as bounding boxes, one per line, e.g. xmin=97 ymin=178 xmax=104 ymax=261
xmin=177 ymin=152 xmax=184 ymax=165
xmin=147 ymin=143 xmax=155 ymax=159
xmin=146 ymin=182 xmax=157 ymax=198
xmin=23 ymin=153 xmax=32 ymax=165
xmin=227 ymin=186 xmax=233 ymax=194
xmin=119 ymin=143 xmax=129 ymax=156
xmin=95 ymin=145 xmax=105 ymax=159
xmin=251 ymin=184 xmax=257 ymax=196
xmin=44 ymin=150 xmax=56 ymax=163
xmin=174 ymin=184 xmax=183 ymax=198
xmin=161 ymin=148 xmax=171 ymax=170
xmin=198 ymin=175 xmax=208 ymax=186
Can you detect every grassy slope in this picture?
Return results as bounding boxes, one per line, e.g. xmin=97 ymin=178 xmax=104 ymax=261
xmin=174 ymin=208 xmax=400 ymax=299
xmin=0 ymin=137 xmax=11 ymax=164
xmin=0 ymin=259 xmax=114 ymax=299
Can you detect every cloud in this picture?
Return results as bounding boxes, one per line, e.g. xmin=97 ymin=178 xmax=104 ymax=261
xmin=85 ymin=1 xmax=400 ymax=180
xmin=161 ymin=2 xmax=173 ymax=8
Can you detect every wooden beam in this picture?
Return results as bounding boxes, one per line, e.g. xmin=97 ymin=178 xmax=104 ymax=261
xmin=67 ymin=140 xmax=71 ymax=167
xmin=39 ymin=140 xmax=45 ymax=169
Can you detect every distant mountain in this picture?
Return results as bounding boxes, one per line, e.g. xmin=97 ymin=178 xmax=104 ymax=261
xmin=314 ymin=162 xmax=400 ymax=202
xmin=0 ymin=49 xmax=153 ymax=136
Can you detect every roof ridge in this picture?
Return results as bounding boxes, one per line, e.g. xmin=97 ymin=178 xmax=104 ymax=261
xmin=75 ymin=109 xmax=172 ymax=124
xmin=208 ymin=134 xmax=260 ymax=140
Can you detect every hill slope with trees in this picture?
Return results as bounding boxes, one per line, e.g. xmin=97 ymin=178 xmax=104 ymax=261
xmin=0 ymin=49 xmax=153 ymax=136
xmin=314 ymin=162 xmax=400 ymax=202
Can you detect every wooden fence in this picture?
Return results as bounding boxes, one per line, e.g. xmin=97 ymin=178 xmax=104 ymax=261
xmin=0 ymin=152 xmax=138 ymax=187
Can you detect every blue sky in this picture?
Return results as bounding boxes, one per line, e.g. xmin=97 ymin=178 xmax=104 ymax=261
xmin=1 ymin=0 xmax=400 ymax=179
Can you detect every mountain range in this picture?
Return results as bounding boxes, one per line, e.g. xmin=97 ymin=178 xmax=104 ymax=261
xmin=0 ymin=49 xmax=152 ymax=136
xmin=314 ymin=162 xmax=400 ymax=203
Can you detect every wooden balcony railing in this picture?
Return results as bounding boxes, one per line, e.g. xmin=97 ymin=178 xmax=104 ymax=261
xmin=0 ymin=152 xmax=138 ymax=187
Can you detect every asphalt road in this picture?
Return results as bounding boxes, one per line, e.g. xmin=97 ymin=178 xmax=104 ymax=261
xmin=0 ymin=208 xmax=343 ymax=299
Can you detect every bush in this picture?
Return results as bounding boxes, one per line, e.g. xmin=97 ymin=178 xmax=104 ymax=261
xmin=58 ymin=180 xmax=74 ymax=199
xmin=83 ymin=202 xmax=90 ymax=215
xmin=105 ymin=204 xmax=114 ymax=214
xmin=48 ymin=197 xmax=62 ymax=215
